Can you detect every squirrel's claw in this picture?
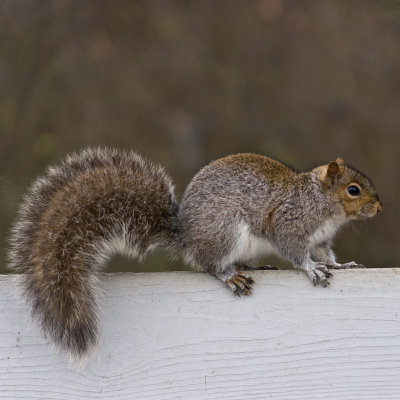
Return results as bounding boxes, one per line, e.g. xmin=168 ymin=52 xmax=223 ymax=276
xmin=308 ymin=264 xmax=332 ymax=287
xmin=326 ymin=262 xmax=366 ymax=269
xmin=226 ymin=273 xmax=254 ymax=296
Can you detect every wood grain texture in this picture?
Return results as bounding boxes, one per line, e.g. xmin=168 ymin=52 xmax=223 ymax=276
xmin=1 ymin=269 xmax=400 ymax=400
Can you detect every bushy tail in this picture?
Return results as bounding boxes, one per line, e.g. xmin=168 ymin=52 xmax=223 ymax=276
xmin=8 ymin=148 xmax=179 ymax=358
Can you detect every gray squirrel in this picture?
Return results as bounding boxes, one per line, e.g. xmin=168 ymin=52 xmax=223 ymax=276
xmin=8 ymin=148 xmax=382 ymax=359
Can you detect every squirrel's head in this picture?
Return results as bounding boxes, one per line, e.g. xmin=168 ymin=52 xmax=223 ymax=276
xmin=318 ymin=158 xmax=382 ymax=219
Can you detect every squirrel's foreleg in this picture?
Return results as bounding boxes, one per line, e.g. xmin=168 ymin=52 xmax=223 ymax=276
xmin=274 ymin=236 xmax=333 ymax=287
xmin=310 ymin=242 xmax=366 ymax=270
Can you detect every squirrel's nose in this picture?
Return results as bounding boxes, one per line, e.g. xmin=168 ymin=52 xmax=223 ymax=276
xmin=376 ymin=201 xmax=383 ymax=213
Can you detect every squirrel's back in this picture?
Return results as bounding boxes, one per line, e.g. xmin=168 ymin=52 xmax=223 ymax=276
xmin=8 ymin=147 xmax=178 ymax=358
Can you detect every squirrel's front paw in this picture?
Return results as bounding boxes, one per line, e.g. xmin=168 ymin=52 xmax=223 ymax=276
xmin=306 ymin=264 xmax=333 ymax=287
xmin=225 ymin=273 xmax=254 ymax=296
xmin=326 ymin=261 xmax=366 ymax=270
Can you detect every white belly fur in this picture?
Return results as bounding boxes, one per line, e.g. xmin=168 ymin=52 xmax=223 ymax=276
xmin=225 ymin=222 xmax=275 ymax=265
xmin=308 ymin=216 xmax=346 ymax=247
xmin=225 ymin=217 xmax=345 ymax=266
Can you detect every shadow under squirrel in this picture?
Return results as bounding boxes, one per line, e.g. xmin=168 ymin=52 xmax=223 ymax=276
xmin=8 ymin=148 xmax=382 ymax=359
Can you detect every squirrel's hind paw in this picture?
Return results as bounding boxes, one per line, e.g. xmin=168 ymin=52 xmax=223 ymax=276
xmin=225 ymin=273 xmax=254 ymax=296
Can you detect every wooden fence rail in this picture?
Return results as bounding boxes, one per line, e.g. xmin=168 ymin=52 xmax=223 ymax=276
xmin=1 ymin=269 xmax=400 ymax=399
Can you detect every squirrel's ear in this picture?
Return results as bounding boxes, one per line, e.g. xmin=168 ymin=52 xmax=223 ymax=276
xmin=319 ymin=159 xmax=343 ymax=187
xmin=327 ymin=161 xmax=339 ymax=178
xmin=335 ymin=157 xmax=344 ymax=166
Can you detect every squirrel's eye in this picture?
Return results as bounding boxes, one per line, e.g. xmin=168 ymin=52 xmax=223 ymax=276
xmin=347 ymin=185 xmax=361 ymax=197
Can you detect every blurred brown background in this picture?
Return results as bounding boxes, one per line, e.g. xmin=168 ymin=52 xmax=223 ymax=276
xmin=1 ymin=0 xmax=399 ymax=273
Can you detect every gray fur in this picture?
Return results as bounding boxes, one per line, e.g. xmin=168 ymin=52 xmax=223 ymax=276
xmin=178 ymin=153 xmax=381 ymax=286
xmin=8 ymin=150 xmax=381 ymax=358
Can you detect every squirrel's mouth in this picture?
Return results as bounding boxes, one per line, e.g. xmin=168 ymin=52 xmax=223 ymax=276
xmin=358 ymin=202 xmax=382 ymax=219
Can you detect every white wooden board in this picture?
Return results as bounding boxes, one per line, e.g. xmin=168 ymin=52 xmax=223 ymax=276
xmin=1 ymin=269 xmax=400 ymax=399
